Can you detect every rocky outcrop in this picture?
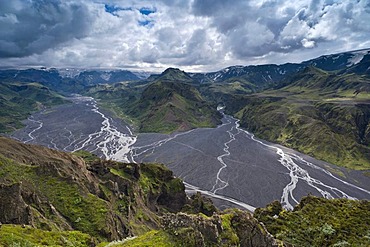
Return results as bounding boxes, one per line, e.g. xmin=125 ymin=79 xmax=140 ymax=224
xmin=162 ymin=210 xmax=282 ymax=247
xmin=230 ymin=210 xmax=279 ymax=247
xmin=0 ymin=183 xmax=32 ymax=225
xmin=162 ymin=213 xmax=221 ymax=246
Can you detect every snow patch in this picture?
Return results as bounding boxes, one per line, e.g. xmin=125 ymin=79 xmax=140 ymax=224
xmin=347 ymin=49 xmax=370 ymax=67
xmin=278 ymin=69 xmax=286 ymax=75
xmin=100 ymin=72 xmax=111 ymax=81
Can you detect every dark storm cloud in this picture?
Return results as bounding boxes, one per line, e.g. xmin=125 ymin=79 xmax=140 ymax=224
xmin=192 ymin=0 xmax=284 ymax=57
xmin=192 ymin=0 xmax=370 ymax=59
xmin=0 ymin=0 xmax=92 ymax=58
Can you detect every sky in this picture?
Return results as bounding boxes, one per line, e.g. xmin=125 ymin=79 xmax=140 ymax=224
xmin=0 ymin=0 xmax=369 ymax=72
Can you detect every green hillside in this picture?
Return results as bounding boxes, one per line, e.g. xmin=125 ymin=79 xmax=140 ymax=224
xmin=0 ymin=136 xmax=188 ymax=242
xmin=0 ymin=81 xmax=68 ymax=133
xmin=128 ymin=78 xmax=221 ymax=133
xmin=89 ymin=68 xmax=221 ymax=133
xmin=231 ymin=68 xmax=370 ymax=170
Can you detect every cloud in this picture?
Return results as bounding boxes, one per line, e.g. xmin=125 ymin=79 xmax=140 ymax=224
xmin=301 ymin=39 xmax=315 ymax=48
xmin=0 ymin=0 xmax=369 ymax=72
xmin=0 ymin=0 xmax=92 ymax=58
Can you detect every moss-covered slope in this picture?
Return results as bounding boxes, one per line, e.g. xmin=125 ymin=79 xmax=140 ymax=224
xmin=255 ymin=196 xmax=370 ymax=247
xmin=0 ymin=224 xmax=93 ymax=247
xmin=89 ymin=68 xmax=221 ymax=133
xmin=0 ymin=136 xmax=187 ymax=243
xmin=234 ymin=68 xmax=370 ymax=170
xmin=128 ymin=77 xmax=221 ymax=133
xmin=0 ymin=81 xmax=68 ymax=133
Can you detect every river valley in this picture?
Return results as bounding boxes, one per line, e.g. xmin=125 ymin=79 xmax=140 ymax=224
xmin=10 ymin=96 xmax=370 ymax=211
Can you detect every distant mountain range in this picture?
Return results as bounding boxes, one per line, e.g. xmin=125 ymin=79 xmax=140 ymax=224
xmin=191 ymin=48 xmax=370 ymax=86
xmin=1 ymin=48 xmax=369 ymax=92
xmin=0 ymin=68 xmax=143 ymax=92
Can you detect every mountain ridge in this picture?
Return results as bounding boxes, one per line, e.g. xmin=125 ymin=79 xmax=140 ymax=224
xmin=124 ymin=68 xmax=222 ymax=133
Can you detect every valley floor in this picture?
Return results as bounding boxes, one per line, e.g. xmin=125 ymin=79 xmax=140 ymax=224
xmin=9 ymin=96 xmax=370 ymax=210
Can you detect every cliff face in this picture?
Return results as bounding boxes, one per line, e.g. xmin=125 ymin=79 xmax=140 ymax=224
xmin=0 ymin=136 xmax=187 ymax=241
xmin=0 ymin=136 xmax=281 ymax=246
xmin=0 ymin=183 xmax=32 ymax=225
xmin=161 ymin=210 xmax=280 ymax=247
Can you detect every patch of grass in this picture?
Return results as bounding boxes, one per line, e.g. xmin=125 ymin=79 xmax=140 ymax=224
xmin=219 ymin=212 xmax=239 ymax=245
xmin=0 ymin=224 xmax=93 ymax=247
xmin=73 ymin=150 xmax=100 ymax=164
xmin=115 ymin=230 xmax=177 ymax=247
xmin=35 ymin=176 xmax=110 ymax=240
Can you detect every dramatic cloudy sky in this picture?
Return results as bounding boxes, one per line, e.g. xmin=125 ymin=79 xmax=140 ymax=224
xmin=0 ymin=0 xmax=369 ymax=72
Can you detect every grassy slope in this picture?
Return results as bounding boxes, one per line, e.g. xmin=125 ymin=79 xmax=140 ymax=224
xmin=255 ymin=196 xmax=370 ymax=247
xmin=0 ymin=81 xmax=68 ymax=133
xmin=128 ymin=79 xmax=221 ymax=133
xmin=87 ymin=82 xmax=145 ymax=128
xmin=234 ymin=68 xmax=370 ymax=170
xmin=89 ymin=70 xmax=221 ymax=134
xmin=0 ymin=224 xmax=93 ymax=247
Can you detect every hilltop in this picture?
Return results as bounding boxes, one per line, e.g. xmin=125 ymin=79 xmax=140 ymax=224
xmin=89 ymin=68 xmax=221 ymax=133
